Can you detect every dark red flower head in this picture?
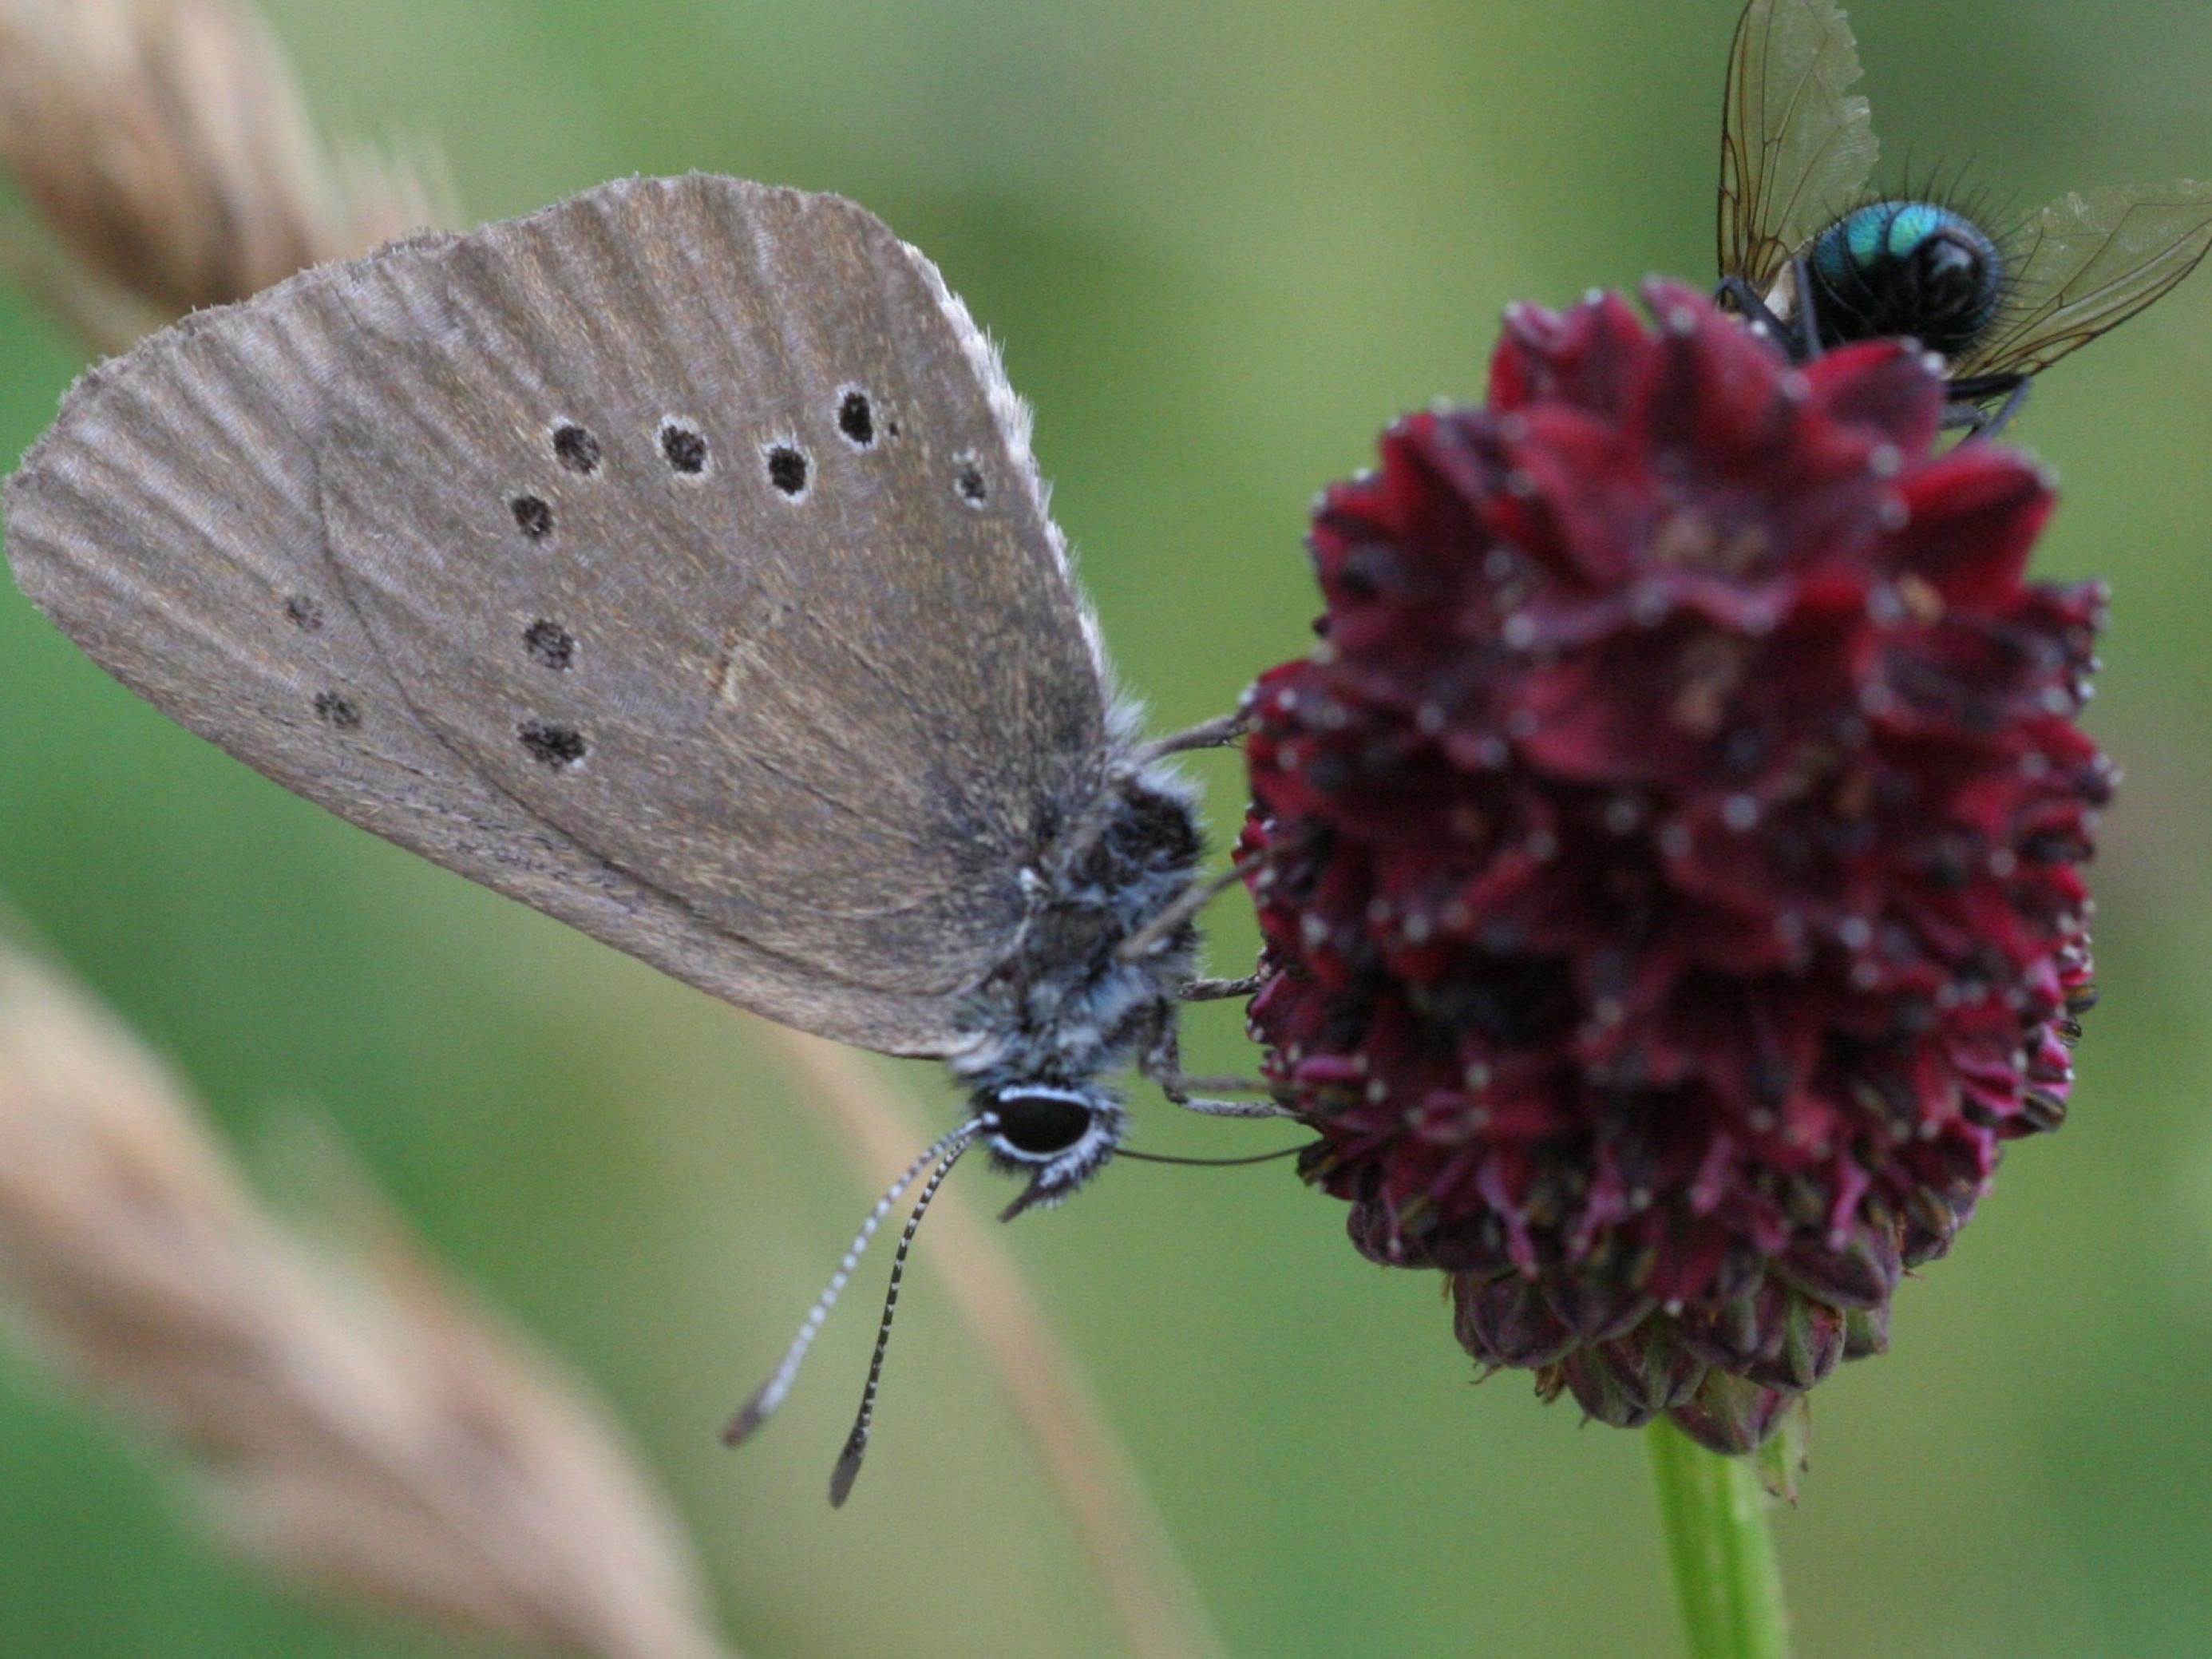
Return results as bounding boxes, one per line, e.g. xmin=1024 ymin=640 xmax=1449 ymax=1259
xmin=1243 ymin=282 xmax=2107 ymax=1451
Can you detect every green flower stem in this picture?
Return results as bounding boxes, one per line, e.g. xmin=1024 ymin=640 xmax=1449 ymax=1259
xmin=1645 ymin=1419 xmax=1792 ymax=1659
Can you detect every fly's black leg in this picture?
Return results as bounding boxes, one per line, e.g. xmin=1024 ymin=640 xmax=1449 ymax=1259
xmin=1715 ymin=275 xmax=1799 ymax=359
xmin=1983 ymin=377 xmax=2032 ymax=438
xmin=1789 ymin=253 xmax=1824 ymax=362
xmin=1941 ymin=374 xmax=2031 ymax=441
xmin=1715 ymin=267 xmax=1816 ymax=365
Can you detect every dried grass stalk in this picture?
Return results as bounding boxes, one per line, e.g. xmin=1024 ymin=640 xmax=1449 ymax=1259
xmin=0 ymin=935 xmax=737 ymax=1659
xmin=0 ymin=0 xmax=453 ymax=345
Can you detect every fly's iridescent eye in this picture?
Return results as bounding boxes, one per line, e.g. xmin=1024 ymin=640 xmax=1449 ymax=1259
xmin=992 ymin=1091 xmax=1094 ymax=1156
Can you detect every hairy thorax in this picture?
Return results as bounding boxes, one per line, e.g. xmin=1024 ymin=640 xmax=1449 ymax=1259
xmin=947 ymin=759 xmax=1202 ymax=1094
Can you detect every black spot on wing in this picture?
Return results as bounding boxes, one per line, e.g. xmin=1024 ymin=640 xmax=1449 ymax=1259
xmin=524 ymin=620 xmax=576 ymax=671
xmin=552 ymin=422 xmax=601 ymax=473
xmin=512 ymin=495 xmax=553 ymax=539
xmin=660 ymin=422 xmax=708 ymax=475
xmin=313 ymin=691 xmax=362 ymax=730
xmin=837 ymin=389 xmax=876 ymax=447
xmin=518 ymin=720 xmax=586 ymax=768
xmin=766 ymin=444 xmax=809 ymax=497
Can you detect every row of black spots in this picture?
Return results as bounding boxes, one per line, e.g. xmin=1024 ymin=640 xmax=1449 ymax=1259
xmin=753 ymin=421 xmax=983 ymax=509
xmin=833 ymin=385 xmax=979 ymax=507
xmin=314 ymin=694 xmax=584 ymax=777
xmin=510 ymin=390 xmax=976 ymax=537
xmin=513 ymin=422 xmax=581 ymax=542
xmin=517 ymin=621 xmax=580 ymax=766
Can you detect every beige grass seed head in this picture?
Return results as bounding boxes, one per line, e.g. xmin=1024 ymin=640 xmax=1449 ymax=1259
xmin=0 ymin=0 xmax=453 ymax=346
xmin=0 ymin=935 xmax=736 ymax=1659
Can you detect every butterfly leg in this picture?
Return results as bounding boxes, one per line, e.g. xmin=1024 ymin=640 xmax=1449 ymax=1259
xmin=1143 ymin=708 xmax=1248 ymax=759
xmin=1137 ymin=1014 xmax=1296 ymax=1119
xmin=1116 ymin=857 xmax=1255 ymax=966
xmin=1179 ymin=972 xmax=1263 ymax=1002
xmin=1157 ymin=1079 xmax=1296 ymax=1121
xmin=1165 ymin=1072 xmax=1280 ymax=1096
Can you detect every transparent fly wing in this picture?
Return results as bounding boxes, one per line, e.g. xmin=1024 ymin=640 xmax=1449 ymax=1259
xmin=1717 ymin=0 xmax=1880 ymax=298
xmin=1952 ymin=181 xmax=2212 ymax=382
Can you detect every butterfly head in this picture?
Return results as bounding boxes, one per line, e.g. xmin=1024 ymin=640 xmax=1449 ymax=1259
xmin=980 ymin=1082 xmax=1126 ymax=1219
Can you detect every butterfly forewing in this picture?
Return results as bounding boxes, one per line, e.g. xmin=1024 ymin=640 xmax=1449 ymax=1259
xmin=1953 ymin=181 xmax=2212 ymax=382
xmin=1719 ymin=0 xmax=1880 ymax=297
xmin=5 ymin=175 xmax=1110 ymax=1057
xmin=315 ymin=176 xmax=1106 ymax=1008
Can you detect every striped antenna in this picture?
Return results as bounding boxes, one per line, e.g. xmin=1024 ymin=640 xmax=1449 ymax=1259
xmin=723 ymin=1115 xmax=991 ymax=1448
xmin=828 ymin=1130 xmax=975 ymax=1506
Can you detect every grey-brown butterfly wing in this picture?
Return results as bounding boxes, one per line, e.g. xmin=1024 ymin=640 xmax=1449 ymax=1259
xmin=312 ymin=174 xmax=1110 ymax=1026
xmin=5 ymin=175 xmax=1110 ymax=1056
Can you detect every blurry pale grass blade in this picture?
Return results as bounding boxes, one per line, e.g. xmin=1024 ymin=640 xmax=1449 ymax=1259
xmin=0 ymin=934 xmax=738 ymax=1659
xmin=754 ymin=1024 xmax=1227 ymax=1659
xmin=0 ymin=222 xmax=164 ymax=355
xmin=333 ymin=127 xmax=461 ymax=252
xmin=0 ymin=0 xmax=453 ymax=339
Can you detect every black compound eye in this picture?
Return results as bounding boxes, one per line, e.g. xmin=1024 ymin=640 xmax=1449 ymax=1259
xmin=993 ymin=1091 xmax=1094 ymax=1156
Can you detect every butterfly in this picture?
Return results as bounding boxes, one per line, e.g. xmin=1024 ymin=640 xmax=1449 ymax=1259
xmin=3 ymin=173 xmax=1285 ymax=1500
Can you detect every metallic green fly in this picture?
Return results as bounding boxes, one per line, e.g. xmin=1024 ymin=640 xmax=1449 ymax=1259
xmin=1714 ymin=0 xmax=2212 ymax=434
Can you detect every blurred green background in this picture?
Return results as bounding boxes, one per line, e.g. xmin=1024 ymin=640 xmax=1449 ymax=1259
xmin=4 ymin=1 xmax=2211 ymax=1654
